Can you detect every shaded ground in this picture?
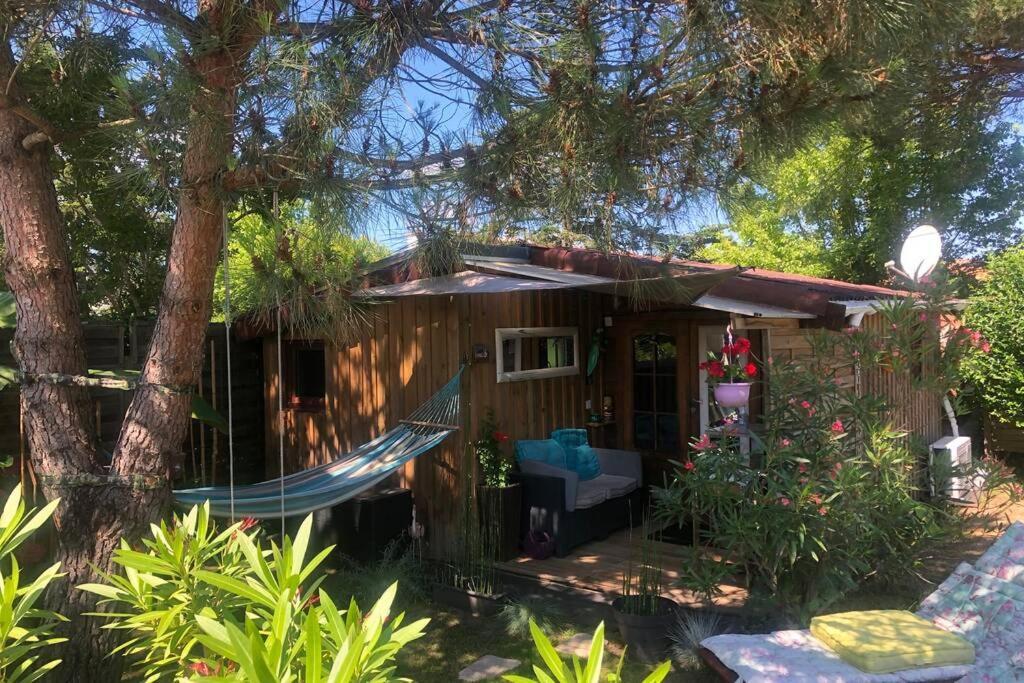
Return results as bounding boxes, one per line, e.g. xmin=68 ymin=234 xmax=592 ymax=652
xmin=324 ymin=495 xmax=1024 ymax=682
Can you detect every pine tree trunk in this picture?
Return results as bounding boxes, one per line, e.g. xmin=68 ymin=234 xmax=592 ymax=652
xmin=1 ymin=36 xmax=240 ymax=679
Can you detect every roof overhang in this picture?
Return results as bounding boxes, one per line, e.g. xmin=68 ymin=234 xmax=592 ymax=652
xmin=693 ymin=295 xmax=816 ymax=319
xmin=354 ymin=271 xmax=573 ymax=298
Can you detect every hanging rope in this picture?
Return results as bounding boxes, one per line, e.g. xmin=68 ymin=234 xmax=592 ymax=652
xmin=222 ymin=205 xmax=237 ymax=523
xmin=274 ymin=190 xmax=286 ymax=531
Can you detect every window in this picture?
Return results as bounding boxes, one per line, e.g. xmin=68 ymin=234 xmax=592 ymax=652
xmin=495 ymin=327 xmax=579 ymax=383
xmin=632 ymin=333 xmax=678 ymax=451
xmin=284 ymin=340 xmax=326 ymax=411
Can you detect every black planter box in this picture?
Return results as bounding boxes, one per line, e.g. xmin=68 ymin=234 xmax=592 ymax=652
xmin=477 ymin=483 xmax=522 ymax=562
xmin=333 ymin=487 xmax=412 ymax=563
xmin=431 ymin=583 xmax=506 ymax=617
xmin=611 ymin=596 xmax=677 ymax=663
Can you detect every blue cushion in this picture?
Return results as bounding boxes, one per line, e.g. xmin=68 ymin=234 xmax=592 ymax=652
xmin=515 ymin=439 xmax=567 ymax=469
xmin=572 ymin=444 xmax=601 ymax=481
xmin=551 ymin=428 xmax=588 ymax=454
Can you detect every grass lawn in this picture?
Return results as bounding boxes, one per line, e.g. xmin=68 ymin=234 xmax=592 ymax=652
xmin=395 ymin=603 xmax=717 ymax=682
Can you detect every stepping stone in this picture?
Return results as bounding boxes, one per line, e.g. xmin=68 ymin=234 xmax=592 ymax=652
xmin=458 ymin=655 xmax=521 ymax=681
xmin=556 ymin=633 xmax=592 ymax=657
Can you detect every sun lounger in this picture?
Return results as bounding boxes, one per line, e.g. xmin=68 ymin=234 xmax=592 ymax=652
xmin=700 ymin=523 xmax=1024 ymax=682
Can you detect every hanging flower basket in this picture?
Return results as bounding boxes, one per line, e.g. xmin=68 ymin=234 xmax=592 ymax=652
xmin=714 ymin=382 xmax=751 ymax=408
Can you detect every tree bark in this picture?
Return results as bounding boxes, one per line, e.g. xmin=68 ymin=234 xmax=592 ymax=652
xmin=1 ymin=31 xmax=241 ymax=679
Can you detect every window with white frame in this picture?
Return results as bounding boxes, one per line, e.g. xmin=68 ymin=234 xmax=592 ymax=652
xmin=495 ymin=327 xmax=579 ymax=383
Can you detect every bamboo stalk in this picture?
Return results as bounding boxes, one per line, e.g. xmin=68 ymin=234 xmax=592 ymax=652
xmin=199 ymin=366 xmax=206 ymax=486
xmin=210 ymin=338 xmax=218 ymax=485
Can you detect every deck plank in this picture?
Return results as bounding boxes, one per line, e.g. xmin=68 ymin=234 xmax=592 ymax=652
xmin=496 ymin=530 xmax=750 ymax=611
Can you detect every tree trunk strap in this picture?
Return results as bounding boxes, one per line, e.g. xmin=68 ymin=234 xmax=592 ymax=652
xmin=20 ymin=371 xmax=193 ymax=395
xmin=37 ymin=472 xmax=168 ymax=490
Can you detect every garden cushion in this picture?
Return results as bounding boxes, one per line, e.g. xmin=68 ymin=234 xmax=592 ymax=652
xmin=551 ymin=429 xmax=602 ymax=480
xmin=916 ymin=561 xmax=1024 ymax=680
xmin=515 ymin=439 xmax=567 ymax=469
xmin=809 ymin=610 xmax=974 ymax=674
xmin=700 ymin=629 xmax=973 ymax=683
xmin=973 ymin=521 xmax=1024 ymax=586
xmin=574 ymin=480 xmax=609 ymax=509
xmin=587 ymin=473 xmax=637 ymax=498
xmin=571 ymin=444 xmax=602 ymax=481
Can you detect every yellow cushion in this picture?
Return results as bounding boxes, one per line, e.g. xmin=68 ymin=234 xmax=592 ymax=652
xmin=809 ymin=610 xmax=975 ymax=674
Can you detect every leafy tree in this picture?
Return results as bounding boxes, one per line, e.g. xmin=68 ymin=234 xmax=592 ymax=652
xmin=699 ymin=116 xmax=1024 ymax=282
xmin=1 ymin=1 xmax=1023 ymax=678
xmin=963 ymin=244 xmax=1024 ymax=430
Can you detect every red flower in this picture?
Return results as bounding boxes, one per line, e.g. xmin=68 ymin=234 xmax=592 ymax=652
xmin=239 ymin=517 xmax=259 ymax=532
xmin=190 ymin=662 xmax=213 ymax=677
xmin=831 ymin=420 xmax=844 ymax=434
xmin=743 ymin=362 xmax=758 ymax=378
xmin=693 ymin=434 xmax=713 ymax=451
xmin=492 ymin=431 xmax=510 ymax=443
xmin=732 ymin=337 xmax=752 ymax=355
xmin=304 ymin=593 xmax=321 ymax=610
xmin=800 ymin=400 xmax=811 ymax=409
xmin=705 ymin=361 xmax=725 ymax=378
xmin=683 ymin=460 xmax=696 ymax=472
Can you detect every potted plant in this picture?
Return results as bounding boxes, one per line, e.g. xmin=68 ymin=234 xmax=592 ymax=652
xmin=475 ymin=410 xmax=521 ymax=561
xmin=700 ymin=331 xmax=758 ymax=408
xmin=611 ymin=513 xmax=677 ymax=663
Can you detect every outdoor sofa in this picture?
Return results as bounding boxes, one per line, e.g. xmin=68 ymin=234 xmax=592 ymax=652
xmin=512 ymin=429 xmax=646 ymax=557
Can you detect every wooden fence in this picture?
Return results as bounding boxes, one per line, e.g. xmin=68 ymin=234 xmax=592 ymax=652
xmin=1 ymin=322 xmax=266 ymax=487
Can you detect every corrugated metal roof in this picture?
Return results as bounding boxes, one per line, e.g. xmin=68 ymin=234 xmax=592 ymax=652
xmin=354 ymin=271 xmax=573 ymax=298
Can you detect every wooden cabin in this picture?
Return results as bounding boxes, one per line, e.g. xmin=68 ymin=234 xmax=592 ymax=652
xmin=257 ymin=245 xmax=944 ymax=551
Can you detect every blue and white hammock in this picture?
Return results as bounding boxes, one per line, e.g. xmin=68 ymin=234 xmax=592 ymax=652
xmin=174 ymin=367 xmax=463 ymax=518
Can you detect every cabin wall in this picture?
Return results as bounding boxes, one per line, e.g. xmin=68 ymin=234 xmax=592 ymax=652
xmin=263 ymin=289 xmax=610 ymax=551
xmin=736 ymin=314 xmax=943 ymax=445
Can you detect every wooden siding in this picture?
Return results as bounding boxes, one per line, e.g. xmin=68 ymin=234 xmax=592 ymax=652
xmin=264 ymin=290 xmax=610 ymax=550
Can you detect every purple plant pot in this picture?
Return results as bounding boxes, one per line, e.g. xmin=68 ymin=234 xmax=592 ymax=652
xmin=714 ymin=382 xmax=751 ymax=408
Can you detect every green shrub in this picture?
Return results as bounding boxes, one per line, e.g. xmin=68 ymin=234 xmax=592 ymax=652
xmin=82 ymin=505 xmax=427 ymax=681
xmin=504 ymin=620 xmax=670 ymax=683
xmin=79 ymin=504 xmax=257 ymax=680
xmin=654 ymin=285 xmax=1023 ymax=622
xmin=963 ymin=244 xmax=1024 ymax=429
xmin=0 ymin=485 xmax=65 ymax=683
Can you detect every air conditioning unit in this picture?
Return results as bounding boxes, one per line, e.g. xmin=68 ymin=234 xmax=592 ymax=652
xmin=929 ymin=436 xmax=973 ymax=503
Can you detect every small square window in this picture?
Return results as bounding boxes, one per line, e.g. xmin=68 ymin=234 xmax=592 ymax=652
xmin=284 ymin=340 xmax=326 ymax=412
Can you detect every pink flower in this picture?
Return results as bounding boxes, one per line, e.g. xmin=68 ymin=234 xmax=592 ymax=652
xmin=780 ymin=438 xmax=792 ymax=448
xmin=918 ymin=313 xmax=928 ymax=322
xmin=800 ymin=400 xmax=811 ymax=409
xmin=693 ymin=434 xmax=713 ymax=451
xmin=818 ymin=506 xmax=828 ymax=516
xmin=809 ymin=493 xmax=822 ymax=505
xmin=980 ymin=341 xmax=991 ymax=353
xmin=190 ymin=662 xmax=213 ymax=677
xmin=779 ymin=497 xmax=792 ymax=507
xmin=797 ymin=463 xmax=807 ymax=473
xmin=683 ymin=460 xmax=696 ymax=472
xmin=831 ymin=420 xmax=844 ymax=434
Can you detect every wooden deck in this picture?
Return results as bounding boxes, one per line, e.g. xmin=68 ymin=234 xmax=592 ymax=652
xmin=496 ymin=529 xmax=749 ymax=611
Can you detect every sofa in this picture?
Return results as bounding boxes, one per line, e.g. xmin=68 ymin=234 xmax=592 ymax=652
xmin=512 ymin=429 xmax=646 ymax=557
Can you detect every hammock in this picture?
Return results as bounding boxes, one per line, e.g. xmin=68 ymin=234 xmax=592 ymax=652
xmin=173 ymin=367 xmax=463 ymax=518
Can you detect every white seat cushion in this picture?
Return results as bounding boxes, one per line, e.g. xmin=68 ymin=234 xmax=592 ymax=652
xmin=574 ymin=480 xmax=609 ymax=509
xmin=589 ymin=473 xmax=638 ymax=498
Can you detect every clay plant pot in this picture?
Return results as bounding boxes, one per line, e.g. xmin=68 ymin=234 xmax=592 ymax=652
xmin=611 ymin=596 xmax=677 ymax=663
xmin=431 ymin=583 xmax=506 ymax=617
xmin=714 ymin=382 xmax=751 ymax=408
